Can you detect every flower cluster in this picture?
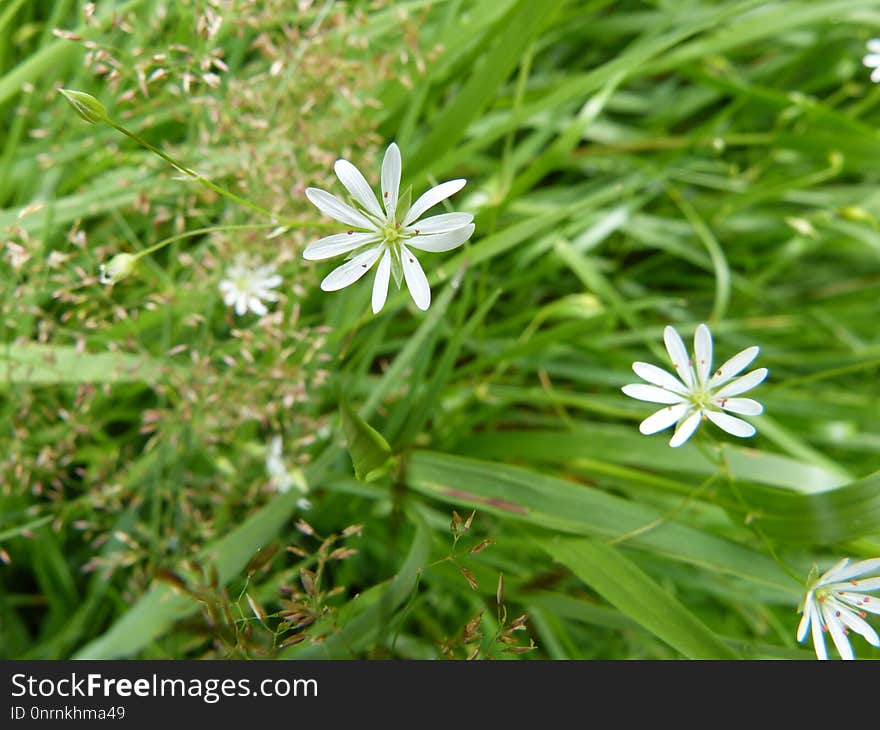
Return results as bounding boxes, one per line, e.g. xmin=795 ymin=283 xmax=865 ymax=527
xmin=218 ymin=255 xmax=282 ymax=317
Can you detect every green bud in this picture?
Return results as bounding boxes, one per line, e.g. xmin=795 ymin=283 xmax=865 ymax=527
xmin=59 ymin=89 xmax=108 ymax=125
xmin=98 ymin=253 xmax=138 ymax=285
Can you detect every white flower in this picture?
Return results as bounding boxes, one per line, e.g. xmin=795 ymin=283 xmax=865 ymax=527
xmin=798 ymin=558 xmax=880 ymax=660
xmin=863 ymin=39 xmax=880 ymax=83
xmin=218 ymin=256 xmax=282 ymax=316
xmin=622 ymin=323 xmax=768 ymax=447
xmin=303 ymin=142 xmax=475 ymax=313
xmin=265 ymin=436 xmax=295 ymax=493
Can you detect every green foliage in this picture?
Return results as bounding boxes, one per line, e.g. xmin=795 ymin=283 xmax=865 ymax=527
xmin=3 ymin=0 xmax=880 ymax=661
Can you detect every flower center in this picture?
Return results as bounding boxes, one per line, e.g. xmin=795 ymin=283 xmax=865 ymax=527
xmin=688 ymin=385 xmax=712 ymax=410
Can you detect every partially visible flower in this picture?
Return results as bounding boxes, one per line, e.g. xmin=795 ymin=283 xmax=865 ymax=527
xmin=218 ymin=256 xmax=282 ymax=316
xmin=265 ymin=436 xmax=311 ymax=510
xmin=303 ymin=142 xmax=475 ymax=313
xmin=863 ymin=39 xmax=880 ymax=83
xmin=265 ymin=435 xmax=294 ymax=493
xmin=622 ymin=323 xmax=768 ymax=447
xmin=798 ymin=558 xmax=880 ymax=660
xmin=99 ymin=252 xmax=138 ymax=285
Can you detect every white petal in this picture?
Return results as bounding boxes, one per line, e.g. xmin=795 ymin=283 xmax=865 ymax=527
xmin=305 ymin=187 xmax=376 ymax=229
xmin=403 ymin=179 xmax=466 ymax=226
xmin=819 ymin=558 xmax=851 ymax=585
xmin=868 ymin=39 xmax=880 ymax=53
xmin=663 ymin=326 xmax=695 ymax=389
xmin=400 ymin=244 xmax=430 ymax=310
xmin=669 ymin=410 xmax=701 ymax=447
xmin=713 ymin=368 xmax=768 ymax=398
xmin=639 ymin=403 xmax=689 ymax=435
xmin=822 ymin=604 xmax=854 ymax=660
xmin=371 ymin=250 xmax=391 ymax=314
xmin=836 ymin=577 xmax=880 ymax=592
xmin=693 ymin=324 xmax=713 ymax=385
xmin=631 ymin=362 xmax=688 ymax=395
xmin=334 ymin=159 xmax=383 ymax=217
xmin=705 ymin=410 xmax=755 ymax=438
xmin=863 ymin=53 xmax=880 ymax=67
xmin=833 ymin=601 xmax=880 ymax=647
xmin=709 ymin=345 xmax=760 ymax=388
xmin=234 ymin=295 xmax=248 ymax=316
xmin=303 ymin=231 xmax=379 ymax=260
xmin=320 ymin=245 xmax=384 ymax=292
xmin=872 ymin=66 xmax=880 ymax=83
xmin=381 ymin=142 xmax=401 ymax=220
xmin=823 ymin=558 xmax=880 ymax=584
xmin=810 ymin=603 xmax=827 ymax=660
xmin=839 ymin=593 xmax=880 ymax=616
xmin=797 ymin=599 xmax=812 ymax=643
xmin=715 ymin=397 xmax=763 ymax=416
xmin=621 ymin=384 xmax=684 ymax=405
xmin=404 ymin=212 xmax=473 ymax=235
xmin=407 ymin=224 xmax=475 ymax=253
xmin=249 ymin=297 xmax=268 ymax=316
xmin=261 ymin=274 xmax=283 ymax=289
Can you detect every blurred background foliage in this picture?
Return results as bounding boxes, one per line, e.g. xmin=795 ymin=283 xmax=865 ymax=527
xmin=1 ymin=0 xmax=880 ymax=660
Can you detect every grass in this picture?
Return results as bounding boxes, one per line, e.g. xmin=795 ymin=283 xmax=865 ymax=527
xmin=2 ymin=0 xmax=880 ymax=661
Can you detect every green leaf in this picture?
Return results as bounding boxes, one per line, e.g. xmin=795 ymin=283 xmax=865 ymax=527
xmin=0 ymin=344 xmax=166 ymax=386
xmin=538 ymin=536 xmax=739 ymax=659
xmin=405 ymin=450 xmax=798 ymax=597
xmin=339 ymin=399 xmax=393 ymax=481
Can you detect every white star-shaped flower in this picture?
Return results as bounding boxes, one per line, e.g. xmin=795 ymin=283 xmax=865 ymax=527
xmin=622 ymin=323 xmax=768 ymax=447
xmin=864 ymin=39 xmax=880 ymax=83
xmin=798 ymin=557 xmax=880 ymax=660
xmin=303 ymin=142 xmax=475 ymax=313
xmin=218 ymin=256 xmax=282 ymax=316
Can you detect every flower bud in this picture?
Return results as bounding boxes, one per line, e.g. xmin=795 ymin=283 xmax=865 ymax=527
xmin=59 ymin=89 xmax=108 ymax=125
xmin=98 ymin=253 xmax=138 ymax=285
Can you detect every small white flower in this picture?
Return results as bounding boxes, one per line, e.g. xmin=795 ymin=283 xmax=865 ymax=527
xmin=863 ymin=39 xmax=880 ymax=83
xmin=798 ymin=558 xmax=880 ymax=660
xmin=265 ymin=436 xmax=295 ymax=493
xmin=303 ymin=142 xmax=475 ymax=313
xmin=622 ymin=323 xmax=768 ymax=447
xmin=218 ymin=256 xmax=282 ymax=316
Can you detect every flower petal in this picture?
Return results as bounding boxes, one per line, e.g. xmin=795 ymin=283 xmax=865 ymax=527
xmin=694 ymin=323 xmax=713 ymax=385
xmin=823 ymin=558 xmax=880 ymax=584
xmin=834 ymin=600 xmax=880 ymax=647
xmin=407 ymin=224 xmax=475 ymax=253
xmin=631 ymin=362 xmax=688 ymax=395
xmin=334 ymin=159 xmax=383 ymax=218
xmin=822 ymin=604 xmax=854 ymax=660
xmin=797 ymin=598 xmax=812 ymax=643
xmin=404 ymin=212 xmax=473 ymax=235
xmin=638 ymin=403 xmax=689 ymax=435
xmin=400 ymin=244 xmax=430 ymax=310
xmin=863 ymin=53 xmax=880 ymax=67
xmin=381 ymin=142 xmax=401 ymax=220
xmin=621 ymin=384 xmax=684 ymax=405
xmin=714 ymin=397 xmax=763 ymax=416
xmin=872 ymin=66 xmax=880 ymax=83
xmin=810 ymin=602 xmax=827 ymax=660
xmin=708 ymin=345 xmax=760 ymax=388
xmin=371 ymin=250 xmax=391 ymax=314
xmin=669 ymin=410 xmax=701 ymax=447
xmin=303 ymin=231 xmax=379 ymax=260
xmin=320 ymin=245 xmax=384 ymax=292
xmin=305 ymin=187 xmax=375 ymax=229
xmin=403 ymin=179 xmax=466 ymax=226
xmin=713 ymin=368 xmax=768 ymax=398
xmin=869 ymin=39 xmax=880 ymax=54
xmin=249 ymin=297 xmax=268 ymax=316
xmin=705 ymin=410 xmax=755 ymax=438
xmin=663 ymin=325 xmax=695 ymax=388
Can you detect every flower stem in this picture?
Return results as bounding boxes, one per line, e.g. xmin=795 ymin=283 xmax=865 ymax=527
xmin=105 ymin=120 xmax=335 ymax=231
xmin=135 ymin=223 xmax=281 ymax=259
